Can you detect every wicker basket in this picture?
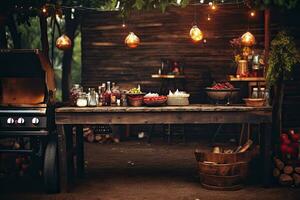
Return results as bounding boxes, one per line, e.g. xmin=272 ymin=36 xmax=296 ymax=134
xmin=167 ymin=96 xmax=189 ymax=106
xmin=127 ymin=95 xmax=144 ymax=107
xmin=243 ymin=98 xmax=265 ymax=107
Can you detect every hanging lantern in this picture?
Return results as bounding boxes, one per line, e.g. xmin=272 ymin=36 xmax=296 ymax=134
xmin=189 ymin=25 xmax=203 ymax=43
xmin=241 ymin=32 xmax=255 ymax=46
xmin=56 ymin=34 xmax=72 ymax=50
xmin=125 ymin=32 xmax=140 ymax=48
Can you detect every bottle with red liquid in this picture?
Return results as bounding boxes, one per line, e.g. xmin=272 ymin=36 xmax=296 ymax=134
xmin=104 ymin=81 xmax=112 ymax=106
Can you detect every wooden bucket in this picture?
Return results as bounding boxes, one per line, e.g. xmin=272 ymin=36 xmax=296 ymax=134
xmin=194 ymin=150 xmax=252 ymax=164
xmin=195 ymin=150 xmax=251 ymax=190
xmin=198 ymin=161 xmax=248 ymax=177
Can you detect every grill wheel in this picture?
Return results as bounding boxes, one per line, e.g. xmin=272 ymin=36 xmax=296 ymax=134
xmin=43 ymin=135 xmax=59 ymax=193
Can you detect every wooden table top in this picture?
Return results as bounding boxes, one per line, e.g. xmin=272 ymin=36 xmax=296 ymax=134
xmin=56 ymin=104 xmax=272 ymax=113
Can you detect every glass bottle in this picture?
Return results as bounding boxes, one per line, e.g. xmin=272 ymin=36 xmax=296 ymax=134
xmin=104 ymin=81 xmax=112 ymax=106
xmin=252 ymin=87 xmax=258 ymax=99
xmin=121 ymin=92 xmax=127 ymax=106
xmin=98 ymin=84 xmax=106 ymax=106
xmin=110 ymin=82 xmax=117 ymax=106
xmin=87 ymin=88 xmax=98 ymax=107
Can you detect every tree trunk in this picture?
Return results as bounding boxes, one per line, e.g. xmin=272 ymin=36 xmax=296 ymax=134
xmin=61 ymin=10 xmax=80 ymax=102
xmin=39 ymin=15 xmax=49 ymax=59
xmin=272 ymin=79 xmax=284 ymax=155
xmin=6 ymin=14 xmax=21 ymax=48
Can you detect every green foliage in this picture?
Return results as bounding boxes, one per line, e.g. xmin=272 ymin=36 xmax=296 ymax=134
xmin=266 ymin=31 xmax=299 ymax=87
xmin=254 ymin=0 xmax=299 ymax=9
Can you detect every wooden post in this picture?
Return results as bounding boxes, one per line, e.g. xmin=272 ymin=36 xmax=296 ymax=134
xmin=76 ymin=125 xmax=85 ymax=178
xmin=57 ymin=125 xmax=68 ymax=192
xmin=260 ymin=123 xmax=272 ymax=187
xmin=264 ymin=8 xmax=270 ymax=71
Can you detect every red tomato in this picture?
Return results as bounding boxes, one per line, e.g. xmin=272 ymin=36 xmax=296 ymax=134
xmin=280 ymin=144 xmax=289 ymax=154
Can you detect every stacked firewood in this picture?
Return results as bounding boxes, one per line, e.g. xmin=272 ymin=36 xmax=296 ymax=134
xmin=273 ymin=157 xmax=300 ymax=186
xmin=273 ymin=129 xmax=300 ymax=186
xmin=81 ymin=126 xmax=120 ymax=144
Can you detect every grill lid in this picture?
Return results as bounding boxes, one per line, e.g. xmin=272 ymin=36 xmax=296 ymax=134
xmin=0 ymin=49 xmax=55 ymax=105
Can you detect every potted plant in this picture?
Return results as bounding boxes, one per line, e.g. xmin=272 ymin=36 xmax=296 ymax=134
xmin=266 ymin=30 xmax=299 ymax=151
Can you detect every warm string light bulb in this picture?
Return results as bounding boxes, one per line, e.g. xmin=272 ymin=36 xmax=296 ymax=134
xmin=250 ymin=10 xmax=256 ymax=17
xmin=189 ymin=25 xmax=203 ymax=43
xmin=42 ymin=6 xmax=47 ymax=13
xmin=125 ymin=32 xmax=140 ymax=48
xmin=207 ymin=14 xmax=211 ymax=21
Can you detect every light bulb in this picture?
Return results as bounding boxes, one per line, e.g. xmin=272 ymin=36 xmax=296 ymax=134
xmin=189 ymin=25 xmax=203 ymax=43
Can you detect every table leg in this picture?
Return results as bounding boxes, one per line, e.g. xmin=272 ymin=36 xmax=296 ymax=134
xmin=76 ymin=125 xmax=84 ymax=178
xmin=57 ymin=124 xmax=68 ymax=192
xmin=260 ymin=123 xmax=272 ymax=187
xmin=65 ymin=125 xmax=74 ymax=184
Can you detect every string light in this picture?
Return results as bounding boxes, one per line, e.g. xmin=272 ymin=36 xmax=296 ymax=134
xmin=207 ymin=14 xmax=211 ymax=21
xmin=212 ymin=4 xmax=216 ymax=10
xmin=250 ymin=10 xmax=255 ymax=17
xmin=200 ymin=0 xmax=204 ymax=3
xmin=42 ymin=6 xmax=47 ymax=13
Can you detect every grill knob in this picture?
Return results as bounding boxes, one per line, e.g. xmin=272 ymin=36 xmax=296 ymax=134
xmin=32 ymin=117 xmax=40 ymax=125
xmin=7 ymin=118 xmax=14 ymax=124
xmin=17 ymin=117 xmax=25 ymax=124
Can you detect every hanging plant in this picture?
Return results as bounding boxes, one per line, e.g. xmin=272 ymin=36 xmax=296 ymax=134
xmin=266 ymin=31 xmax=299 ymax=88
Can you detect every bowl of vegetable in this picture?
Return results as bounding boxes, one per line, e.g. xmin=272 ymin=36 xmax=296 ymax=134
xmin=205 ymin=82 xmax=239 ymax=104
xmin=143 ymin=93 xmax=167 ymax=106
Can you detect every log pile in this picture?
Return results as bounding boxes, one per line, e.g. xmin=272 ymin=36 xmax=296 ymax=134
xmin=273 ymin=157 xmax=300 ymax=186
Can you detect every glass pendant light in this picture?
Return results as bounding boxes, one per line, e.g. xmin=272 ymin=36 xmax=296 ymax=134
xmin=125 ymin=32 xmax=140 ymax=48
xmin=56 ymin=34 xmax=72 ymax=50
xmin=241 ymin=32 xmax=255 ymax=46
xmin=189 ymin=0 xmax=203 ymax=43
xmin=190 ymin=25 xmax=203 ymax=42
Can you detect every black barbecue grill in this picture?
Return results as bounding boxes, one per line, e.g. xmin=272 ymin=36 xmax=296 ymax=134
xmin=0 ymin=49 xmax=59 ymax=193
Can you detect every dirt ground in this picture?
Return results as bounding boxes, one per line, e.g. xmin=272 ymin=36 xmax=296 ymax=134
xmin=0 ymin=139 xmax=300 ymax=200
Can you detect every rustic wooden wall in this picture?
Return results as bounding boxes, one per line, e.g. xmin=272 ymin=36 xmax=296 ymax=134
xmin=81 ymin=5 xmax=300 ymax=131
xmin=81 ymin=5 xmax=267 ymax=103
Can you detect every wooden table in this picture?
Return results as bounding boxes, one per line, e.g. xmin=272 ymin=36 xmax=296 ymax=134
xmin=55 ymin=105 xmax=272 ymax=192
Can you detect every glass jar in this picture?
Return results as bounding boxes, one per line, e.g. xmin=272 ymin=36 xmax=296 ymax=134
xmin=252 ymin=87 xmax=259 ymax=99
xmin=259 ymin=87 xmax=265 ymax=99
xmin=70 ymin=84 xmax=83 ymax=106
xmin=87 ymin=88 xmax=98 ymax=107
xmin=76 ymin=92 xmax=88 ymax=107
xmin=264 ymin=88 xmax=270 ymax=106
xmin=237 ymin=60 xmax=248 ymax=77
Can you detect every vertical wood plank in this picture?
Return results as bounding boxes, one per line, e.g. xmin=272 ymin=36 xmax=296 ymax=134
xmin=260 ymin=123 xmax=272 ymax=187
xmin=76 ymin=125 xmax=85 ymax=178
xmin=57 ymin=124 xmax=68 ymax=192
xmin=65 ymin=125 xmax=74 ymax=185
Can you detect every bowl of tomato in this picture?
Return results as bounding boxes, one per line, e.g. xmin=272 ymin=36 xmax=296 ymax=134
xmin=143 ymin=96 xmax=167 ymax=106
